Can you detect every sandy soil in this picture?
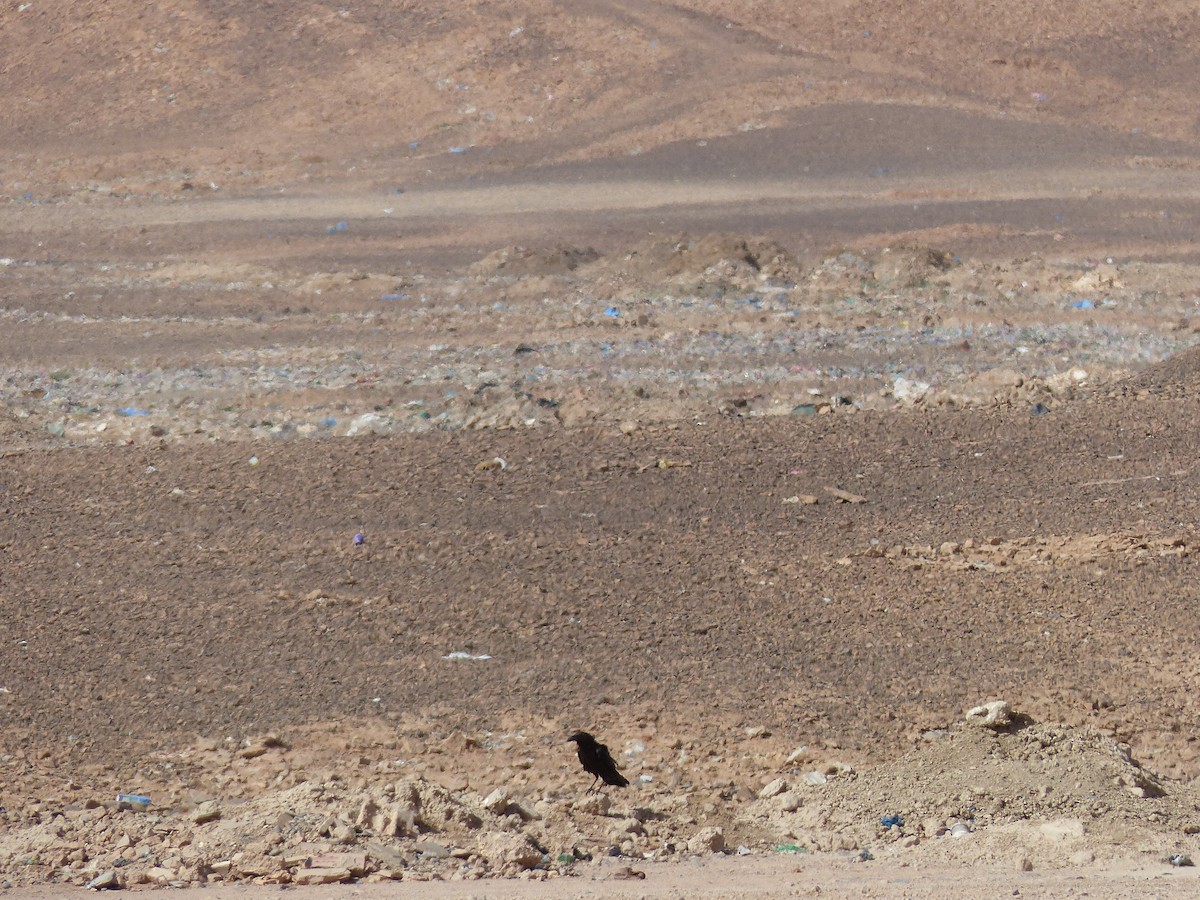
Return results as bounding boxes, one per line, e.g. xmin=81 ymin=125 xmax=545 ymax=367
xmin=5 ymin=1 xmax=1200 ymax=896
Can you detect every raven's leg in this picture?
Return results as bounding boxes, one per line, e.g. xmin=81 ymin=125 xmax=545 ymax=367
xmin=586 ymin=774 xmax=600 ymax=794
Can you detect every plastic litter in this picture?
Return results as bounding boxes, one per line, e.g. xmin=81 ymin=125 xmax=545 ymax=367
xmin=248 ymin=455 xmax=260 ymax=466
xmin=353 ymin=532 xmax=365 ymax=546
xmin=1030 ymin=402 xmax=1050 ymax=416
xmin=603 ymin=307 xmax=621 ymax=317
xmin=379 ymin=293 xmax=406 ymax=301
xmin=773 ymin=844 xmax=805 ymax=853
xmin=948 ymin=822 xmax=972 ymax=837
xmin=880 ymin=814 xmax=904 ymax=828
xmin=442 ymin=651 xmax=492 ymax=661
xmin=1169 ymin=853 xmax=1194 ymax=867
xmin=116 ymin=793 xmax=151 ymax=811
xmin=117 ymin=407 xmax=150 ymax=417
xmin=736 ymin=845 xmax=752 ymax=856
xmin=1072 ymin=299 xmax=1094 ymax=309
xmin=325 ymin=221 xmax=348 ymax=234
xmin=448 ymin=147 xmax=468 ymax=154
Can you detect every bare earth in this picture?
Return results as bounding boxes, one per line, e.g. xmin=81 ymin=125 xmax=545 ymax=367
xmin=6 ymin=2 xmax=1200 ymax=896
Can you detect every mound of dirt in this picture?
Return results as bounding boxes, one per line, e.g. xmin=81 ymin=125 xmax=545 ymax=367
xmin=748 ymin=710 xmax=1197 ymax=868
xmin=468 ymin=245 xmax=601 ymax=277
xmin=604 ymin=233 xmax=804 ymax=285
xmin=1114 ymin=345 xmax=1200 ymax=398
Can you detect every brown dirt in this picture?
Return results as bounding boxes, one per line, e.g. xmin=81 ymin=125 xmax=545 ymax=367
xmin=5 ymin=1 xmax=1200 ymax=895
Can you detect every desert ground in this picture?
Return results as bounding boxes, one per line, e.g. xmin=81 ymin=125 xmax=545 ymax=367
xmin=7 ymin=1 xmax=1200 ymax=896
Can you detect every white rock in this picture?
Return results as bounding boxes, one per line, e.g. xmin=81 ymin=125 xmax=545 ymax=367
xmin=482 ymin=788 xmax=510 ymax=815
xmin=687 ymin=826 xmax=725 ymax=854
xmin=965 ymin=700 xmax=1012 ymax=728
xmin=757 ymin=777 xmax=788 ymax=799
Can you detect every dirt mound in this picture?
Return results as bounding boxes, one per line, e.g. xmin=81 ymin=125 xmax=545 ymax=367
xmin=1115 ymin=345 xmax=1200 ymax=398
xmin=468 ymin=245 xmax=601 ymax=277
xmin=606 ymin=233 xmax=803 ymax=285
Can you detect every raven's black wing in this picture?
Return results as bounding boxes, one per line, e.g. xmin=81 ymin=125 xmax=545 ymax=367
xmin=597 ymin=743 xmax=629 ymax=787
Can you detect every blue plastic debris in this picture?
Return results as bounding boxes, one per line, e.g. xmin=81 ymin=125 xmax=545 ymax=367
xmin=448 ymin=146 xmax=468 ymax=154
xmin=603 ymin=307 xmax=621 ymax=318
xmin=1072 ymin=299 xmax=1094 ymax=309
xmin=117 ymin=407 xmax=150 ymax=417
xmin=318 ymin=416 xmax=337 ymax=428
xmin=380 ymin=293 xmax=406 ymax=301
xmin=353 ymin=532 xmax=365 ymax=546
xmin=880 ymin=814 xmax=904 ymax=828
xmin=116 ymin=793 xmax=151 ymax=811
xmin=325 ymin=221 xmax=348 ymax=234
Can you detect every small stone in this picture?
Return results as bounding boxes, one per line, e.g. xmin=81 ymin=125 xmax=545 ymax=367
xmin=294 ymin=867 xmax=352 ymax=885
xmin=191 ymin=801 xmax=222 ymax=825
xmin=1069 ymin=849 xmax=1095 ymax=866
xmin=573 ymin=793 xmax=611 ymax=816
xmin=965 ymin=700 xmax=1012 ymax=728
xmin=744 ymin=725 xmax=769 ymax=738
xmin=778 ymin=792 xmax=801 ymax=812
xmin=618 ymin=421 xmax=639 ymax=435
xmin=480 ymin=832 xmax=544 ymax=870
xmin=413 ymin=840 xmax=450 ymax=859
xmin=482 ymin=788 xmax=511 ymax=815
xmin=803 ymin=771 xmax=828 ymax=786
xmin=688 ymin=826 xmax=725 ymax=854
xmin=1018 ymin=857 xmax=1034 ymax=872
xmin=757 ymin=777 xmax=788 ymax=799
xmin=85 ymin=871 xmax=121 ymax=890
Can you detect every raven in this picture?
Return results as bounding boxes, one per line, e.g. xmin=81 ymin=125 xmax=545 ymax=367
xmin=567 ymin=731 xmax=629 ymax=793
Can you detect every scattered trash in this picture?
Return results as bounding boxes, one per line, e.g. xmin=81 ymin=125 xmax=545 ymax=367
xmin=1072 ymin=299 xmax=1094 ymax=309
xmin=448 ymin=147 xmax=468 ymax=154
xmin=248 ymin=456 xmax=260 ymax=466
xmin=379 ymin=293 xmax=406 ymax=301
xmin=803 ymin=771 xmax=828 ymax=786
xmin=318 ymin=416 xmax=337 ymax=428
xmin=116 ymin=793 xmax=151 ymax=812
xmin=1168 ymin=853 xmax=1194 ymax=867
xmin=1030 ymin=402 xmax=1050 ymax=416
xmin=556 ymin=853 xmax=574 ymax=864
xmin=736 ymin=845 xmax=752 ymax=856
xmin=773 ymin=844 xmax=806 ymax=853
xmin=117 ymin=407 xmax=150 ymax=417
xmin=45 ymin=422 xmax=65 ymax=437
xmin=791 ymin=403 xmax=818 ymax=416
xmin=603 ymin=307 xmax=621 ymax=317
xmin=442 ymin=651 xmax=492 ymax=661
xmin=353 ymin=532 xmax=365 ymax=546
xmin=325 ymin=221 xmax=348 ymax=234
xmin=858 ymin=848 xmax=874 ymax=861
xmin=880 ymin=814 xmax=905 ymax=828
xmin=948 ymin=822 xmax=972 ymax=838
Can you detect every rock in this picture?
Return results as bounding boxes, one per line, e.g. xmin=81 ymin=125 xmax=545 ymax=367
xmin=85 ymin=871 xmax=121 ymax=890
xmin=294 ymin=867 xmax=353 ymax=885
xmin=482 ymin=788 xmax=511 ymax=815
xmin=1018 ymin=856 xmax=1034 ymax=872
xmin=965 ymin=700 xmax=1012 ymax=728
xmin=332 ymin=821 xmax=357 ymax=844
xmin=413 ymin=840 xmax=450 ymax=859
xmin=784 ymin=746 xmax=809 ymax=765
xmin=144 ymin=867 xmax=175 ymax=885
xmin=778 ymin=792 xmax=801 ymax=812
xmin=573 ymin=793 xmax=612 ymax=816
xmin=191 ymin=801 xmax=222 ymax=825
xmin=688 ymin=826 xmax=726 ymax=854
xmin=803 ymin=771 xmax=828 ymax=786
xmin=1069 ymin=849 xmax=1095 ymax=866
xmin=383 ymin=803 xmax=416 ymax=837
xmin=310 ymin=853 xmax=366 ymax=875
xmin=480 ymin=832 xmax=544 ymax=870
xmin=757 ymin=777 xmax=788 ymax=799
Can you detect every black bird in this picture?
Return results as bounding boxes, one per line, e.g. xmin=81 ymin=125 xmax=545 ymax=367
xmin=568 ymin=731 xmax=629 ymax=793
